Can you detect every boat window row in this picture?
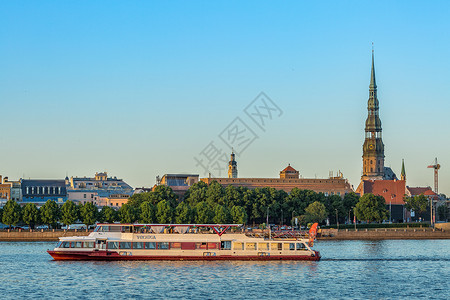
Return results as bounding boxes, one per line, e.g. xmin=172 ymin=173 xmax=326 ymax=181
xmin=58 ymin=241 xmax=95 ymax=248
xmin=106 ymin=242 xmax=222 ymax=250
xmin=232 ymin=242 xmax=306 ymax=251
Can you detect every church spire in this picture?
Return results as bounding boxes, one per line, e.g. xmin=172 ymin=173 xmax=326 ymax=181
xmin=362 ymin=47 xmax=385 ymax=180
xmin=401 ymin=159 xmax=406 ymax=181
xmin=370 ymin=45 xmax=376 ymax=90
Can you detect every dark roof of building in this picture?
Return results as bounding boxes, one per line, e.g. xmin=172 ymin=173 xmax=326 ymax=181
xmin=358 ymin=179 xmax=406 ymax=205
xmin=21 ymin=179 xmax=66 ymax=187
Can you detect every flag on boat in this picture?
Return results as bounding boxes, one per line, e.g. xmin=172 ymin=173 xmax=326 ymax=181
xmin=308 ymin=223 xmax=318 ymax=247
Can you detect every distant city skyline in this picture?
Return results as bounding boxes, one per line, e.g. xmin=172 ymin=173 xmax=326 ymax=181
xmin=1 ymin=1 xmax=449 ymax=195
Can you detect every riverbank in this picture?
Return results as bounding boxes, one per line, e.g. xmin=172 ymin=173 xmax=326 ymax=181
xmin=0 ymin=229 xmax=91 ymax=241
xmin=319 ymin=226 xmax=450 ymax=240
xmin=1 ymin=225 xmax=449 ymax=241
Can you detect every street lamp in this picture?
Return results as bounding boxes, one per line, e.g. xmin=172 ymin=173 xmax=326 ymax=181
xmin=389 ymin=200 xmax=392 ymax=224
xmin=335 ymin=209 xmax=339 ymax=230
xmin=354 ymin=207 xmax=357 ymax=231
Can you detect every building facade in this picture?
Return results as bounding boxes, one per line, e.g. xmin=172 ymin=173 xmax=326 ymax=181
xmin=66 ymin=172 xmax=134 ymax=205
xmin=202 ymin=165 xmax=354 ymax=196
xmin=21 ymin=179 xmax=67 ymax=205
xmin=157 ymin=174 xmax=199 ymax=198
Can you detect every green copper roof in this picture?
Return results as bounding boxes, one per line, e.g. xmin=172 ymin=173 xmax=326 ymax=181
xmin=370 ymin=50 xmax=377 ymax=89
xmin=401 ymin=159 xmax=406 ymax=178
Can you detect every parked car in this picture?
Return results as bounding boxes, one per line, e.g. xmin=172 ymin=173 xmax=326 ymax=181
xmin=36 ymin=225 xmax=49 ymax=230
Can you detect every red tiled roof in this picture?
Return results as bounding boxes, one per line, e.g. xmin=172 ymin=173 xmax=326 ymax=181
xmin=281 ymin=165 xmax=297 ymax=173
xmin=407 ymin=186 xmax=439 ymax=199
xmin=359 ymin=180 xmax=406 ymax=205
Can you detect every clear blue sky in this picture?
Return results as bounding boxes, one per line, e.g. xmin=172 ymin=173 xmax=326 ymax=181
xmin=1 ymin=1 xmax=449 ymax=195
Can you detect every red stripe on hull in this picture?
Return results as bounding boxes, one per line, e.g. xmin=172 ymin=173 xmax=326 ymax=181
xmin=47 ymin=250 xmax=321 ymax=261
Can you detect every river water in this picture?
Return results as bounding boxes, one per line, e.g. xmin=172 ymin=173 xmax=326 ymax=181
xmin=1 ymin=240 xmax=449 ymax=299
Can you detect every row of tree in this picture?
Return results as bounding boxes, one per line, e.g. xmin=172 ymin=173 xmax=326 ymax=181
xmin=5 ymin=181 xmax=439 ymax=228
xmin=1 ymin=200 xmax=102 ymax=229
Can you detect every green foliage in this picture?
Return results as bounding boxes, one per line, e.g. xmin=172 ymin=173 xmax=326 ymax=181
xmin=2 ymin=200 xmax=21 ymax=227
xmin=303 ymin=201 xmax=327 ymax=224
xmin=40 ymin=200 xmax=60 ymax=228
xmin=195 ymin=201 xmax=213 ymax=224
xmin=230 ymin=205 xmax=247 ymax=224
xmin=437 ymin=205 xmax=449 ymax=221
xmin=156 ymin=200 xmax=174 ymax=223
xmin=118 ymin=204 xmax=138 ymax=223
xmin=22 ymin=203 xmax=40 ymax=228
xmin=354 ymin=193 xmax=388 ymax=223
xmin=99 ymin=206 xmax=118 ymax=223
xmin=61 ymin=200 xmax=79 ymax=226
xmin=404 ymin=194 xmax=428 ymax=214
xmin=80 ymin=202 xmax=97 ymax=226
xmin=184 ymin=181 xmax=208 ymax=207
xmin=151 ymin=185 xmax=178 ymax=208
xmin=139 ymin=201 xmax=156 ymax=223
xmin=174 ymin=202 xmax=193 ymax=224
xmin=213 ymin=204 xmax=231 ymax=224
xmin=206 ymin=181 xmax=225 ymax=207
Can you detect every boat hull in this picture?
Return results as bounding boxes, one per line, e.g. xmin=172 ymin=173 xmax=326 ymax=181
xmin=47 ymin=250 xmax=321 ymax=261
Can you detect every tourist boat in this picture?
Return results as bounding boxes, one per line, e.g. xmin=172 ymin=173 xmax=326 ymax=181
xmin=47 ymin=223 xmax=321 ymax=261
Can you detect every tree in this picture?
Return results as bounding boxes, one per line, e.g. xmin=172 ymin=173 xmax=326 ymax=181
xmin=151 ymin=185 xmax=178 ymax=208
xmin=437 ymin=205 xmax=449 ymax=221
xmin=99 ymin=206 xmax=118 ymax=223
xmin=195 ymin=201 xmax=213 ymax=224
xmin=303 ymin=201 xmax=327 ymax=224
xmin=213 ymin=205 xmax=231 ymax=224
xmin=139 ymin=202 xmax=156 ymax=223
xmin=174 ymin=202 xmax=193 ymax=224
xmin=22 ymin=203 xmax=40 ymax=229
xmin=40 ymin=200 xmax=60 ymax=228
xmin=354 ymin=193 xmax=388 ymax=223
xmin=156 ymin=200 xmax=174 ymax=223
xmin=2 ymin=200 xmax=21 ymax=228
xmin=404 ymin=194 xmax=428 ymax=214
xmin=230 ymin=205 xmax=247 ymax=224
xmin=61 ymin=200 xmax=79 ymax=226
xmin=184 ymin=181 xmax=208 ymax=207
xmin=80 ymin=202 xmax=97 ymax=227
xmin=118 ymin=204 xmax=138 ymax=223
xmin=206 ymin=181 xmax=225 ymax=207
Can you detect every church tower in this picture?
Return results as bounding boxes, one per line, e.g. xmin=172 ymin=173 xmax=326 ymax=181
xmin=228 ymin=150 xmax=238 ymax=178
xmin=362 ymin=49 xmax=385 ymax=180
xmin=401 ymin=159 xmax=406 ymax=181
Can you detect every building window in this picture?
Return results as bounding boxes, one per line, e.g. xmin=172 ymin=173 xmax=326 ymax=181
xmin=84 ymin=194 xmax=86 ymax=198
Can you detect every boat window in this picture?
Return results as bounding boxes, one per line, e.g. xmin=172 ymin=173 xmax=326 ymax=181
xmin=258 ymin=243 xmax=269 ymax=250
xmin=278 ymin=243 xmax=283 ymax=251
xmin=120 ymin=242 xmax=132 ymax=249
xmin=221 ymin=241 xmax=232 ymax=250
xmin=85 ymin=242 xmax=95 ymax=248
xmin=108 ymin=226 xmax=121 ymax=232
xmin=246 ymin=243 xmax=257 ymax=250
xmin=157 ymin=242 xmax=169 ymax=249
xmin=296 ymin=243 xmax=305 ymax=250
xmin=61 ymin=241 xmax=70 ymax=248
xmin=208 ymin=243 xmax=218 ymax=249
xmin=133 ymin=242 xmax=144 ymax=249
xmin=56 ymin=241 xmax=63 ymax=248
xmin=107 ymin=242 xmax=119 ymax=249
xmin=74 ymin=241 xmax=83 ymax=248
xmin=121 ymin=226 xmax=132 ymax=233
xmin=171 ymin=242 xmax=182 ymax=249
xmin=145 ymin=242 xmax=156 ymax=249
xmin=289 ymin=243 xmax=295 ymax=251
xmin=233 ymin=242 xmax=244 ymax=250
xmin=270 ymin=243 xmax=279 ymax=250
